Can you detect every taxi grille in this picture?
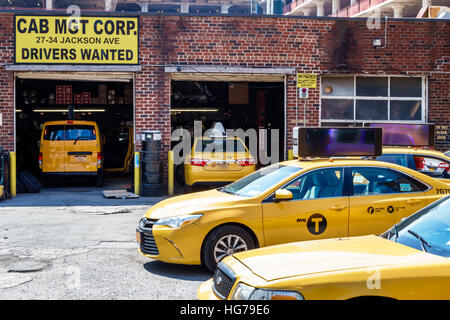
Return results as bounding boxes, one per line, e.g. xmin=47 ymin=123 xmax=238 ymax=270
xmin=139 ymin=219 xmax=159 ymax=256
xmin=212 ymin=263 xmax=236 ymax=299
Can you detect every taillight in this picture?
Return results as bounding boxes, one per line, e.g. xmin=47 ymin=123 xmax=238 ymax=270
xmin=97 ymin=152 xmax=102 ymax=165
xmin=237 ymin=158 xmax=255 ymax=166
xmin=414 ymin=156 xmax=425 ymax=170
xmin=189 ymin=158 xmax=208 ymax=166
xmin=38 ymin=152 xmax=43 ymax=166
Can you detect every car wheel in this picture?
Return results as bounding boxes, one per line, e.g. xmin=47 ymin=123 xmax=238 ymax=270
xmin=202 ymin=225 xmax=255 ymax=272
xmin=175 ymin=165 xmax=185 ymax=186
xmin=95 ymin=172 xmax=104 ymax=187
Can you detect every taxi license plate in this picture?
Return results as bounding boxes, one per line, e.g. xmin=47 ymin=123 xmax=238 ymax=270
xmin=75 ymin=156 xmax=87 ymax=162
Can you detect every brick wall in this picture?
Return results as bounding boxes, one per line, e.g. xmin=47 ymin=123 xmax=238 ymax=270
xmin=0 ymin=14 xmax=14 ymax=152
xmin=0 ymin=12 xmax=448 ymax=167
xmin=135 ymin=15 xmax=450 ymax=155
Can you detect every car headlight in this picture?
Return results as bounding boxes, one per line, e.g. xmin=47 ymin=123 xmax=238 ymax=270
xmin=231 ymin=282 xmax=304 ymax=300
xmin=153 ymin=214 xmax=203 ymax=228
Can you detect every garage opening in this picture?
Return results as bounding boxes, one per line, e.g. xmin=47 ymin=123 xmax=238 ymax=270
xmin=14 ymin=72 xmax=134 ymax=190
xmin=170 ymin=79 xmax=285 ymax=187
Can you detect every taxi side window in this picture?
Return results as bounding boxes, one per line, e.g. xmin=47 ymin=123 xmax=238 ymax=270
xmin=284 ymin=168 xmax=344 ymax=200
xmin=351 ymin=167 xmax=428 ymax=196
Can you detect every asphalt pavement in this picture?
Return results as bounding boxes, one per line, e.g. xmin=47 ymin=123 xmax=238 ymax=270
xmin=0 ymin=179 xmax=211 ymax=299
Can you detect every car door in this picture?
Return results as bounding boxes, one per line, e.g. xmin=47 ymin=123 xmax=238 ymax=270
xmin=41 ymin=125 xmax=65 ymax=173
xmin=64 ymin=124 xmax=98 ymax=173
xmin=348 ymin=166 xmax=429 ymax=236
xmin=262 ymin=167 xmax=349 ymax=246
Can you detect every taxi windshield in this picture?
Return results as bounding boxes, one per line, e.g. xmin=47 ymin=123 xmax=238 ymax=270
xmin=381 ymin=195 xmax=450 ymax=257
xmin=220 ymin=164 xmax=301 ymax=198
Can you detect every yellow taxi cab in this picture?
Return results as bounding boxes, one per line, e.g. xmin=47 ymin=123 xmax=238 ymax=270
xmin=184 ymin=136 xmax=256 ymax=187
xmin=375 ymin=147 xmax=450 ymax=180
xmin=136 ymin=158 xmax=450 ymax=271
xmin=39 ymin=120 xmax=103 ymax=186
xmin=198 ymin=195 xmax=450 ymax=300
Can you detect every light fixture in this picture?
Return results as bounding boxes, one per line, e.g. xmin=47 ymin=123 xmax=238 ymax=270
xmin=170 ymin=108 xmax=219 ymax=112
xmin=33 ymin=108 xmax=106 ymax=113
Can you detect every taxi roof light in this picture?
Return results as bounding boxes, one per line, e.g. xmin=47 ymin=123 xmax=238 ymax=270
xmin=293 ymin=127 xmax=382 ymax=159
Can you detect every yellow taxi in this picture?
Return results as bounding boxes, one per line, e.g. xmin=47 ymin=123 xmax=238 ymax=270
xmin=39 ymin=120 xmax=103 ymax=186
xmin=375 ymin=147 xmax=450 ymax=180
xmin=136 ymin=158 xmax=450 ymax=271
xmin=184 ymin=136 xmax=256 ymax=186
xmin=198 ymin=195 xmax=450 ymax=300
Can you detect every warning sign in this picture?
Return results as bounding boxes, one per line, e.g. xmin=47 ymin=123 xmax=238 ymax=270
xmin=15 ymin=15 xmax=139 ymax=65
xmin=297 ymin=74 xmax=317 ymax=88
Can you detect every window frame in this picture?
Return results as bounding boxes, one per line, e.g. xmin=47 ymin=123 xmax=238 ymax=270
xmin=263 ymin=167 xmax=347 ymax=203
xmin=320 ymin=75 xmax=426 ymax=124
xmin=347 ymin=166 xmax=431 ymax=197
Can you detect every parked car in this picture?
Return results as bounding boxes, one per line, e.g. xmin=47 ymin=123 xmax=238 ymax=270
xmin=198 ymin=195 xmax=450 ymax=300
xmin=136 ymin=158 xmax=450 ymax=271
xmin=39 ymin=120 xmax=103 ymax=186
xmin=373 ymin=147 xmax=450 ymax=179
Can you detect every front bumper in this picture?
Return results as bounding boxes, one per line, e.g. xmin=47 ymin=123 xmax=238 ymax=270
xmin=198 ymin=279 xmax=220 ymax=300
xmin=136 ymin=218 xmax=207 ymax=265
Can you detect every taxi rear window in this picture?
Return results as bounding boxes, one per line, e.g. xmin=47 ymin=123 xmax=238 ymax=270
xmin=43 ymin=125 xmax=96 ymax=141
xmin=195 ymin=138 xmax=247 ymax=153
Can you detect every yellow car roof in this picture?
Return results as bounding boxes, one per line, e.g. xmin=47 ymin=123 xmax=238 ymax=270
xmin=43 ymin=120 xmax=98 ymax=126
xmin=382 ymin=146 xmax=450 ymax=159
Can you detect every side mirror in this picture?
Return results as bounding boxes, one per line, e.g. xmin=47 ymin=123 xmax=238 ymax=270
xmin=274 ymin=189 xmax=293 ymax=202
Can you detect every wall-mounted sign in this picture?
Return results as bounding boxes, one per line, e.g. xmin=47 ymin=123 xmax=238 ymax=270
xmin=15 ymin=15 xmax=139 ymax=65
xmin=297 ymin=73 xmax=317 ymax=88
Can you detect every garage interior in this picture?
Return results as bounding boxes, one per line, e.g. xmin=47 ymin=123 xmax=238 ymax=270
xmin=14 ymin=73 xmax=134 ymax=189
xmin=170 ymin=79 xmax=285 ymax=185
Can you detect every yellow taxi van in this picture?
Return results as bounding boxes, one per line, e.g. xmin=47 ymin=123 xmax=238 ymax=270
xmin=39 ymin=120 xmax=103 ymax=186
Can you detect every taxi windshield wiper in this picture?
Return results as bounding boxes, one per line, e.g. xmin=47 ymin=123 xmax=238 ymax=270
xmin=390 ymin=223 xmax=399 ymax=242
xmin=408 ymin=230 xmax=431 ymax=252
xmin=218 ymin=187 xmax=235 ymax=195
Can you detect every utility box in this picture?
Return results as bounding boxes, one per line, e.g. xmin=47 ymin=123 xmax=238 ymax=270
xmin=141 ymin=131 xmax=162 ymax=197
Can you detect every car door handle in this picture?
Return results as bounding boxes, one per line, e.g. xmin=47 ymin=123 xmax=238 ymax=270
xmin=406 ymin=199 xmax=422 ymax=205
xmin=330 ymin=204 xmax=347 ymax=211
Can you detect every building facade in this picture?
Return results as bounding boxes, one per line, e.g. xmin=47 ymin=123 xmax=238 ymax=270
xmin=0 ymin=12 xmax=449 ymax=182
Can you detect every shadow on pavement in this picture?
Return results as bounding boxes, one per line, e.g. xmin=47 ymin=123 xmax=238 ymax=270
xmin=143 ymin=260 xmax=212 ymax=281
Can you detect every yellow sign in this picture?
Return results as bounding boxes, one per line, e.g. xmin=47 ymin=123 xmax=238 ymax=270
xmin=297 ymin=73 xmax=317 ymax=88
xmin=15 ymin=15 xmax=139 ymax=65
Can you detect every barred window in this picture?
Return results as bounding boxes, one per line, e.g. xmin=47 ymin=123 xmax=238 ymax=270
xmin=321 ymin=76 xmax=425 ymax=124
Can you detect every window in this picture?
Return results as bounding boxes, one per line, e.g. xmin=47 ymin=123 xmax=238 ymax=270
xmin=222 ymin=164 xmax=300 ymax=198
xmin=351 ymin=167 xmax=428 ymax=196
xmin=195 ymin=138 xmax=247 ymax=153
xmin=321 ymin=76 xmax=424 ymax=123
xmin=43 ymin=125 xmax=96 ymax=141
xmin=43 ymin=125 xmax=65 ymax=141
xmin=375 ymin=154 xmax=410 ymax=168
xmin=65 ymin=125 xmax=96 ymax=141
xmin=281 ymin=168 xmax=344 ymax=200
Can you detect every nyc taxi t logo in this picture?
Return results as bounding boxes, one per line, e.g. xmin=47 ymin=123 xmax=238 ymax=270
xmin=298 ymin=214 xmax=327 ymax=235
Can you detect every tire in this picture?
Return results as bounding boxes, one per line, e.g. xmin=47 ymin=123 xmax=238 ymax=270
xmin=16 ymin=178 xmax=26 ymax=193
xmin=95 ymin=172 xmax=104 ymax=187
xmin=202 ymin=225 xmax=255 ymax=272
xmin=175 ymin=164 xmax=185 ymax=186
xmin=19 ymin=171 xmax=41 ymax=193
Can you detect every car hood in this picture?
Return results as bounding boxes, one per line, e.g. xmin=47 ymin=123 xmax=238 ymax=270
xmin=232 ymin=235 xmax=443 ymax=282
xmin=145 ymin=189 xmax=243 ymax=220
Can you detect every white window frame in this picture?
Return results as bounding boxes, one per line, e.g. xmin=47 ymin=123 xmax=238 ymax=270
xmin=320 ymin=75 xmax=427 ymax=124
